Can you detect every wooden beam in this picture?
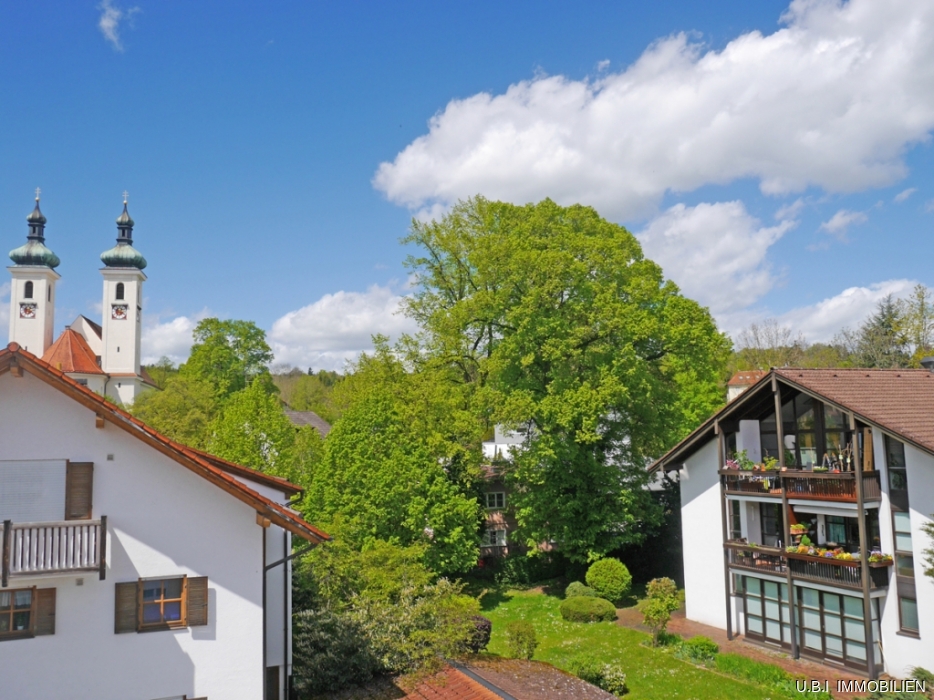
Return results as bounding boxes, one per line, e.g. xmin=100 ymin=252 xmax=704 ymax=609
xmin=256 ymin=513 xmax=271 ymax=528
xmin=99 ymin=515 xmax=108 ymax=581
xmin=852 ymin=412 xmax=877 ymax=679
xmin=95 ymin=413 xmax=105 ymax=429
xmin=716 ymin=420 xmax=733 ymax=641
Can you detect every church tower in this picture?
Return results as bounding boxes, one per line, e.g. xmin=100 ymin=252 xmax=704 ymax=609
xmin=100 ymin=195 xmax=147 ymax=404
xmin=8 ymin=192 xmax=60 ymax=356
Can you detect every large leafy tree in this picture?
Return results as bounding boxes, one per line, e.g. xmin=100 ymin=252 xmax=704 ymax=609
xmin=181 ymin=318 xmax=275 ymax=398
xmin=131 ymin=374 xmax=220 ymax=449
xmin=402 ymin=196 xmax=730 ymax=562
xmin=307 ymin=347 xmax=482 ymax=574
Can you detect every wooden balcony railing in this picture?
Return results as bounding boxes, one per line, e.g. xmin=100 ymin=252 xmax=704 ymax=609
xmin=724 ymin=542 xmax=891 ymax=591
xmin=2 ymin=517 xmax=107 ymax=587
xmin=720 ymin=470 xmax=881 ymax=503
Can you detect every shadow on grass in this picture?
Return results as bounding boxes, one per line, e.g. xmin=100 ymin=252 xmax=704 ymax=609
xmin=480 ymin=588 xmax=514 ymax=611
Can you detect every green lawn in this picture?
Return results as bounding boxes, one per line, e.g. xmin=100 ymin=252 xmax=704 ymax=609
xmin=482 ymin=588 xmax=803 ymax=700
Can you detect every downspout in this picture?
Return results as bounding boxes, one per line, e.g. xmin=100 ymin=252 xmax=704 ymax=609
xmin=263 ymin=527 xmax=267 ymax=700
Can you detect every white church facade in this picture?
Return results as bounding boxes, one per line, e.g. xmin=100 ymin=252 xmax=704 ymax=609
xmin=1 ymin=196 xmax=329 ymax=699
xmin=8 ymin=194 xmax=153 ymax=404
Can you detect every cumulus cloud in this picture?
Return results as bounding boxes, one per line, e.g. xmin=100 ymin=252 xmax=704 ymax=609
xmin=269 ymin=283 xmax=418 ymax=371
xmin=638 ymin=201 xmax=793 ymax=314
xmin=375 ymin=0 xmax=934 ymax=221
xmin=140 ymin=310 xmax=210 ymax=365
xmin=773 ymin=279 xmax=918 ymax=342
xmin=818 ymin=209 xmax=868 ymax=241
xmin=98 ymin=0 xmax=139 ymax=52
xmin=894 ymin=187 xmax=917 ymax=203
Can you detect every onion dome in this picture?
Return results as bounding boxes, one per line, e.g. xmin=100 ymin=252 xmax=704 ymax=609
xmin=101 ymin=197 xmax=147 ymax=270
xmin=9 ymin=193 xmax=61 ymax=268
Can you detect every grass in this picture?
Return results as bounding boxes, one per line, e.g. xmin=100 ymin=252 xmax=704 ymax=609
xmin=481 ymin=588 xmax=806 ymax=700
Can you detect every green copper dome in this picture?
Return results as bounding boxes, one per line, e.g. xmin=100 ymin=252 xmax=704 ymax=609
xmin=101 ymin=199 xmax=147 ymax=269
xmin=10 ymin=197 xmax=60 ymax=268
xmin=101 ymin=242 xmax=147 ymax=269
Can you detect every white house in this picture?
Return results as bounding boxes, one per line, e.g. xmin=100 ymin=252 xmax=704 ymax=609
xmin=652 ymin=368 xmax=934 ymax=679
xmin=0 ymin=342 xmax=329 ymax=699
xmin=8 ymin=194 xmax=156 ymax=405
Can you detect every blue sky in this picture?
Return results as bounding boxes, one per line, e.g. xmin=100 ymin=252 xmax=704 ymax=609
xmin=2 ymin=0 xmax=933 ymax=370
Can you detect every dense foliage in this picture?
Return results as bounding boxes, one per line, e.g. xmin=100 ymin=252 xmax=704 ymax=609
xmin=570 ymin=657 xmax=629 ymax=697
xmin=291 ymin=608 xmax=377 ymax=695
xmin=403 ymin=196 xmax=730 ymax=562
xmin=559 ymin=596 xmax=618 ymax=623
xmin=585 ymin=558 xmax=632 ymax=606
xmin=681 ymin=635 xmax=719 ymax=662
xmin=306 ymin=347 xmax=482 ymax=574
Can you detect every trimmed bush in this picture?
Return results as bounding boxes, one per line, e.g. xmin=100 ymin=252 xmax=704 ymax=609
xmin=565 ymin=581 xmax=597 ymax=598
xmin=503 ymin=620 xmax=538 ymax=659
xmin=559 ymin=595 xmax=618 ymax=622
xmin=585 ymin=558 xmax=632 ymax=605
xmin=571 ymin=656 xmax=629 ymax=697
xmin=468 ymin=615 xmax=492 ymax=653
xmin=639 ymin=577 xmax=681 ymax=646
xmin=682 ymin=635 xmax=719 ymax=662
xmin=292 ymin=608 xmax=378 ymax=695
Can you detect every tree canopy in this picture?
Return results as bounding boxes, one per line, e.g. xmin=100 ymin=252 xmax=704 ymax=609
xmin=401 ymin=196 xmax=730 ymax=562
xmin=181 ymin=318 xmax=275 ymax=398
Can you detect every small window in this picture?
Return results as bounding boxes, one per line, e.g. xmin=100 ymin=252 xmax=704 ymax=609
xmin=115 ymin=282 xmax=125 ymax=300
xmin=115 ymin=576 xmax=208 ymax=633
xmin=0 ymin=587 xmax=55 ymax=639
xmin=729 ymin=500 xmax=742 ymax=540
xmin=481 ymin=529 xmax=506 ymax=547
xmin=485 ymin=492 xmax=505 ymax=510
xmin=899 ymin=597 xmax=919 ymax=632
xmin=23 ymin=281 xmax=33 ymax=299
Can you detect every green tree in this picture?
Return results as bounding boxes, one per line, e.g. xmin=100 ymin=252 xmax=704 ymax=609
xmin=145 ymin=356 xmax=178 ymax=389
xmin=181 ymin=318 xmax=275 ymax=398
xmin=307 ymin=348 xmax=482 ymax=574
xmin=275 ymin=370 xmax=343 ymax=423
xmin=923 ymin=519 xmax=934 ymax=581
xmin=402 ymin=197 xmax=730 ymax=562
xmin=131 ymin=374 xmax=220 ymax=449
xmin=639 ymin=577 xmax=681 ymax=646
xmin=836 ymin=295 xmax=909 ymax=368
xmin=207 ymin=378 xmax=296 ymax=478
xmin=899 ymin=284 xmax=934 ymax=364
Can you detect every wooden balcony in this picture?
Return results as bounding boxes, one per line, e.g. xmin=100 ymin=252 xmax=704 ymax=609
xmin=2 ymin=517 xmax=107 ymax=586
xmin=720 ymin=470 xmax=881 ymax=503
xmin=725 ymin=542 xmax=890 ymax=591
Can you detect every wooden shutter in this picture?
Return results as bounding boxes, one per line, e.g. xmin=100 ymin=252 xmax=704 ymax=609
xmin=35 ymin=588 xmax=56 ymax=636
xmin=65 ymin=462 xmax=94 ymax=520
xmin=188 ymin=576 xmax=209 ymax=627
xmin=114 ymin=581 xmax=138 ymax=633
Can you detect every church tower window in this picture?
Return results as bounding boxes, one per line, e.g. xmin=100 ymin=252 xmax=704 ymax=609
xmin=24 ymin=281 xmax=33 ymax=299
xmin=116 ymin=283 xmax=125 ymax=300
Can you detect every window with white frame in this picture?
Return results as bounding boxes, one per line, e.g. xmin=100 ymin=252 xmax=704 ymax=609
xmin=485 ymin=492 xmax=505 ymax=510
xmin=482 ymin=529 xmax=506 ymax=547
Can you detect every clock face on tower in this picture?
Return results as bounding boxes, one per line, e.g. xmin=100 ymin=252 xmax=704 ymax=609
xmin=112 ymin=304 xmax=128 ymax=320
xmin=19 ymin=303 xmax=37 ymax=319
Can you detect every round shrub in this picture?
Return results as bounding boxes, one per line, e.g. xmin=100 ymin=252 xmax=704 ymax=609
xmin=586 ymin=558 xmax=631 ymax=606
xmin=468 ymin=615 xmax=492 ymax=653
xmin=682 ymin=635 xmax=719 ymax=662
xmin=559 ymin=595 xmax=618 ymax=623
xmin=571 ymin=656 xmax=628 ymax=697
xmin=565 ymin=581 xmax=597 ymax=598
xmin=503 ymin=620 xmax=538 ymax=659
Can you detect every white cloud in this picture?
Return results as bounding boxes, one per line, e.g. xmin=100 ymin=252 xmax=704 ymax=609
xmin=894 ymin=187 xmax=917 ymax=203
xmin=638 ymin=201 xmax=793 ymax=314
xmin=269 ymin=283 xmax=418 ymax=371
xmin=772 ymin=279 xmax=918 ymax=342
xmin=374 ymin=0 xmax=934 ymax=221
xmin=98 ymin=0 xmax=139 ymax=52
xmin=140 ymin=309 xmax=210 ymax=365
xmin=775 ymin=198 xmax=805 ymax=221
xmin=818 ymin=209 xmax=868 ymax=240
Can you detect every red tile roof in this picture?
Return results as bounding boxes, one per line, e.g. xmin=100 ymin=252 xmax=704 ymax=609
xmin=0 ymin=343 xmax=329 ymax=544
xmin=41 ymin=328 xmax=105 ymax=375
xmin=727 ymin=370 xmax=767 ymax=386
xmin=404 ymin=667 xmax=503 ymax=700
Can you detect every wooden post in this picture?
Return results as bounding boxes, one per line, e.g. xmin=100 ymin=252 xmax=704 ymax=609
xmin=772 ymin=374 xmax=785 ymax=469
xmin=852 ymin=413 xmax=877 ymax=678
xmin=772 ymin=376 xmax=799 ymax=657
xmin=1 ymin=520 xmax=10 ymax=588
xmin=716 ymin=420 xmax=733 ymax=640
xmin=98 ymin=515 xmax=108 ymax=581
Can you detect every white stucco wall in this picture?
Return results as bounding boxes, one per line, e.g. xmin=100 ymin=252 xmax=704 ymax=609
xmin=0 ymin=370 xmax=270 ymax=700
xmin=679 ymin=438 xmax=728 ymax=630
xmin=874 ymin=434 xmax=934 ymax=677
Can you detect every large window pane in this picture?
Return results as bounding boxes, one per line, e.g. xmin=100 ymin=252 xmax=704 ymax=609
xmin=900 ymin=597 xmax=919 ymax=631
xmin=765 ymin=600 xmax=780 ymax=620
xmin=824 ymin=594 xmax=841 ymax=614
xmin=893 ymin=512 xmax=912 ymax=533
xmin=890 ymin=470 xmax=908 ymax=490
xmin=826 ymin=634 xmax=843 ymax=657
xmin=746 ymin=577 xmax=760 ymax=595
xmin=746 ymin=598 xmax=762 ymax=617
xmin=847 ymin=641 xmax=867 ymax=661
xmin=764 ymin=581 xmax=779 ymax=600
xmin=824 ymin=405 xmax=846 ymax=430
xmin=766 ymin=620 xmax=781 ymax=640
xmin=896 ymin=534 xmax=914 ymax=552
xmin=885 ymin=438 xmax=906 ymax=468
xmin=798 ymin=432 xmax=818 ymax=469
xmin=804 ymin=629 xmax=822 ymax=650
xmin=824 ymin=614 xmax=842 ymax=637
xmin=803 ymin=609 xmax=822 ymax=631
xmin=800 ymin=587 xmax=820 ymax=609
xmin=896 ymin=554 xmax=915 ymax=577
xmin=843 ymin=596 xmax=863 ymax=619
xmin=748 ymin=615 xmax=763 ymax=634
xmin=844 ymin=618 xmax=865 ymax=641
xmin=795 ymin=395 xmax=815 ymax=431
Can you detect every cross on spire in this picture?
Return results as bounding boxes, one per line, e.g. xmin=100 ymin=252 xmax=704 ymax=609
xmin=35 ymin=187 xmax=41 ymax=201
xmin=122 ymin=190 xmax=129 ymax=204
